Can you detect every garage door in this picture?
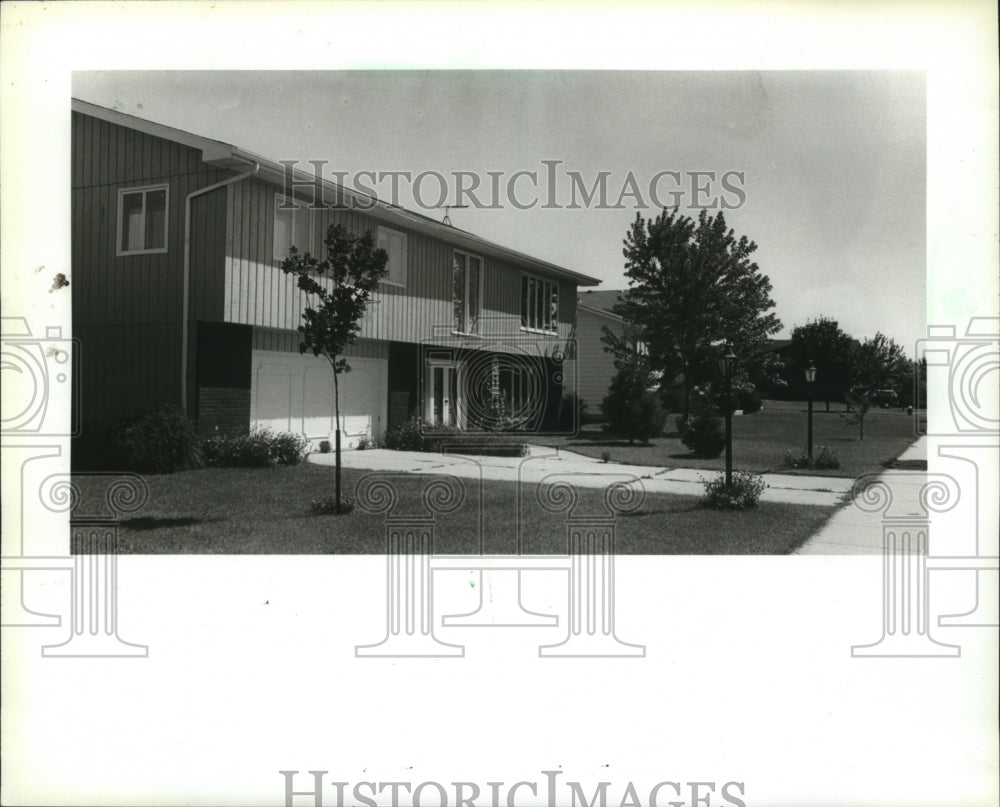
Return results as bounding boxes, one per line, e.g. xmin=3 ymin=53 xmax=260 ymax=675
xmin=250 ymin=350 xmax=387 ymax=448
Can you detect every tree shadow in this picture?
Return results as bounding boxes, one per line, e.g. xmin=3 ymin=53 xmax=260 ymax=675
xmin=122 ymin=516 xmax=220 ymax=531
xmin=624 ymin=503 xmax=704 ymax=517
xmin=882 ymin=458 xmax=928 ymax=471
xmin=566 ymin=439 xmax=654 ymax=449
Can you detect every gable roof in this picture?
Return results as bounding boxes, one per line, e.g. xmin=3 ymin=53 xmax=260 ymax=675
xmin=577 ymin=288 xmax=626 ymax=319
xmin=72 ymin=98 xmax=601 ymax=287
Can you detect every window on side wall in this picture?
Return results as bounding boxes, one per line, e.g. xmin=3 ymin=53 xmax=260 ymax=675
xmin=273 ymin=194 xmax=313 ymax=262
xmin=377 ymin=226 xmax=407 ymax=287
xmin=117 ymin=185 xmax=168 ymax=256
xmin=453 ymin=250 xmax=482 ymax=334
xmin=520 ymin=273 xmax=559 ymax=333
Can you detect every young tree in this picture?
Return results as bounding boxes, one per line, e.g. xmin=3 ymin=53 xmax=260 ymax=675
xmin=789 ymin=317 xmax=856 ymax=411
xmin=616 ymin=209 xmax=782 ymax=417
xmin=281 ymin=223 xmax=388 ymax=513
xmin=839 ymin=332 xmax=910 ymax=440
xmin=600 ymin=325 xmax=667 ymax=444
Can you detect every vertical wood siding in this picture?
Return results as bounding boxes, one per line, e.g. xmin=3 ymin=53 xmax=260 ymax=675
xmin=72 ymin=111 xmax=231 ymax=426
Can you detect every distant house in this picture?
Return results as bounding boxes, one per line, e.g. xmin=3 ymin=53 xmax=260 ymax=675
xmin=575 ymin=289 xmax=629 ymax=416
xmin=71 ymin=99 xmax=600 ymax=448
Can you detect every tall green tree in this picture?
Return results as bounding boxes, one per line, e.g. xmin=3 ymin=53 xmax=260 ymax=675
xmin=281 ymin=223 xmax=388 ymax=513
xmin=616 ymin=208 xmax=782 ymax=416
xmin=789 ymin=317 xmax=856 ymax=411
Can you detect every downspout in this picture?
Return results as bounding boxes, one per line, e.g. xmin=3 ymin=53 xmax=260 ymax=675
xmin=181 ymin=159 xmax=259 ymax=412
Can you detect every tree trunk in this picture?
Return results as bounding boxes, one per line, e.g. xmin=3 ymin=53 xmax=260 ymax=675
xmin=333 ymin=366 xmax=342 ymax=510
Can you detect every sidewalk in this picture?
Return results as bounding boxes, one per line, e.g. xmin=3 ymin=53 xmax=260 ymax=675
xmin=793 ymin=436 xmax=928 ymax=555
xmin=309 ymin=443 xmax=856 ymax=507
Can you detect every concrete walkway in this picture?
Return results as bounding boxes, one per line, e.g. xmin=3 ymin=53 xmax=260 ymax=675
xmin=309 ymin=443 xmax=855 ymax=506
xmin=793 ymin=436 xmax=927 ymax=555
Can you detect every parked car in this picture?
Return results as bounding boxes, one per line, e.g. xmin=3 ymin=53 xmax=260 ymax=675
xmin=874 ymin=389 xmax=899 ymax=408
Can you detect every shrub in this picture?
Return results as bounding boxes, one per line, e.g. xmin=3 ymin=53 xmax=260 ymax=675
xmin=270 ymin=430 xmax=309 ymax=465
xmin=319 ymin=440 xmax=332 ymax=454
xmin=383 ymin=415 xmax=426 ymax=451
xmin=112 ymin=405 xmax=202 ymax=474
xmin=356 ymin=435 xmax=373 ymax=450
xmin=737 ymin=387 xmax=763 ymax=414
xmin=310 ymin=494 xmax=354 ymax=515
xmin=702 ymin=471 xmax=767 ymax=509
xmin=202 ymin=427 xmax=307 ymax=468
xmin=601 ymin=360 xmax=668 ymax=444
xmin=680 ymin=415 xmax=726 ymax=458
xmin=782 ymin=445 xmax=841 ymax=470
xmin=813 ymin=445 xmax=840 ymax=469
xmin=601 ymin=450 xmax=612 ymax=464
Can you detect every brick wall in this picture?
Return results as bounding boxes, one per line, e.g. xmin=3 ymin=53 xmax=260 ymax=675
xmin=195 ymin=321 xmax=252 ymax=436
xmin=198 ymin=387 xmax=250 ymax=436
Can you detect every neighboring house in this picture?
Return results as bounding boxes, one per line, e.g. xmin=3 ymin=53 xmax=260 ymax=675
xmin=575 ymin=289 xmax=628 ymax=416
xmin=71 ymin=99 xmax=599 ymax=447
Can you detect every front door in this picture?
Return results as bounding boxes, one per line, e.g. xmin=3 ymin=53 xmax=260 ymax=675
xmin=425 ymin=363 xmax=461 ymax=427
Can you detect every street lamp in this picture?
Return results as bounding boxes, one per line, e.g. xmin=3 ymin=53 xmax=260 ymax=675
xmin=805 ymin=361 xmax=817 ymax=461
xmin=717 ymin=346 xmax=737 ymax=488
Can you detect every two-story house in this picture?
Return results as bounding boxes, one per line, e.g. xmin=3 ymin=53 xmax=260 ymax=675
xmin=71 ymin=99 xmax=599 ymax=448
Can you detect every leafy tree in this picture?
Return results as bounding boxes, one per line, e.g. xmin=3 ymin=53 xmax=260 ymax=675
xmin=789 ymin=317 xmax=856 ymax=411
xmin=616 ymin=209 xmax=782 ymax=417
xmin=600 ymin=326 xmax=667 ymax=444
xmin=281 ymin=223 xmax=388 ymax=513
xmin=839 ymin=332 xmax=910 ymax=440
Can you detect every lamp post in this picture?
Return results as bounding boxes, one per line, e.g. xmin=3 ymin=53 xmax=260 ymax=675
xmin=805 ymin=361 xmax=817 ymax=461
xmin=717 ymin=346 xmax=737 ymax=488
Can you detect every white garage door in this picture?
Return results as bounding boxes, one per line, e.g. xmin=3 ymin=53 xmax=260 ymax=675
xmin=250 ymin=350 xmax=387 ymax=448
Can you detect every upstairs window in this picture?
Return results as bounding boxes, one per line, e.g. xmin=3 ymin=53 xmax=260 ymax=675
xmin=377 ymin=226 xmax=407 ymax=287
xmin=117 ymin=185 xmax=168 ymax=256
xmin=521 ymin=273 xmax=559 ymax=333
xmin=273 ymin=194 xmax=313 ymax=261
xmin=453 ymin=250 xmax=482 ymax=334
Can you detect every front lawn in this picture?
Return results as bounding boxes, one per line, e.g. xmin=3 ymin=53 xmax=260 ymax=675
xmin=72 ymin=463 xmax=835 ymax=555
xmin=543 ymin=399 xmax=923 ymax=478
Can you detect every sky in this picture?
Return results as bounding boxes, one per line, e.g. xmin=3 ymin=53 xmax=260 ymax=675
xmin=73 ymin=70 xmax=927 ymax=352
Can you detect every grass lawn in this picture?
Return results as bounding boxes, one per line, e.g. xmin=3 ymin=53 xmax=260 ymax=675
xmin=545 ymin=399 xmax=924 ymax=478
xmin=73 ymin=462 xmax=836 ymax=555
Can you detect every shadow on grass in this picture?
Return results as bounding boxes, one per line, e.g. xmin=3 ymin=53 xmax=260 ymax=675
xmin=122 ymin=516 xmax=221 ymax=530
xmin=566 ymin=440 xmax=655 ymax=449
xmin=625 ymin=503 xmax=704 ymax=517
xmin=882 ymin=458 xmax=928 ymax=471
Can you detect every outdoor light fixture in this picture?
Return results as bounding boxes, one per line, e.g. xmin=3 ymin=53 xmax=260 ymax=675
xmin=805 ymin=360 xmax=817 ymax=461
xmin=717 ymin=347 xmax=737 ymax=378
xmin=719 ymin=345 xmax=737 ymax=488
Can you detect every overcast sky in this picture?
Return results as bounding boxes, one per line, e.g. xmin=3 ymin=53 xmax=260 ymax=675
xmin=73 ymin=70 xmax=926 ymax=352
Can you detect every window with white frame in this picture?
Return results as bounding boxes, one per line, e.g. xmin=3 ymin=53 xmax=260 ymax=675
xmin=520 ymin=273 xmax=559 ymax=333
xmin=377 ymin=226 xmax=407 ymax=286
xmin=453 ymin=250 xmax=482 ymax=334
xmin=273 ymin=193 xmax=313 ymax=261
xmin=117 ymin=185 xmax=168 ymax=256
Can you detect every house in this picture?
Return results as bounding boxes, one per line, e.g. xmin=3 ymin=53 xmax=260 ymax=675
xmin=575 ymin=289 xmax=628 ymax=416
xmin=71 ymin=99 xmax=600 ymax=448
